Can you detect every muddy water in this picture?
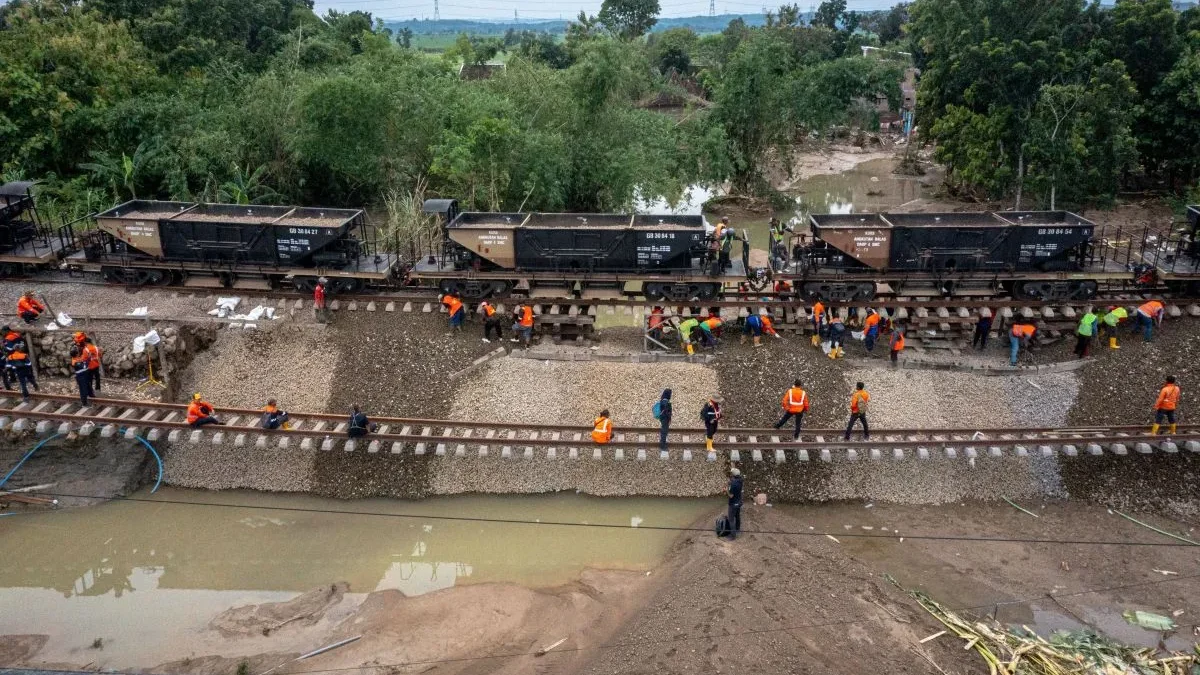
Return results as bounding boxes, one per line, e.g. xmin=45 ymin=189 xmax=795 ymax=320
xmin=0 ymin=488 xmax=714 ymax=664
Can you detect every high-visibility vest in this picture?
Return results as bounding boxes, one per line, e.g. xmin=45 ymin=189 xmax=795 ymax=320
xmin=187 ymin=401 xmax=212 ymax=424
xmin=1138 ymin=300 xmax=1163 ymax=318
xmin=1012 ymin=324 xmax=1036 ymax=338
xmin=519 ymin=306 xmax=534 ymax=327
xmin=891 ymin=330 xmax=905 ymax=351
xmin=591 ymin=417 xmax=612 ymax=444
xmin=1156 ymin=384 xmax=1181 ymax=411
xmin=84 ymin=343 xmax=101 ymax=370
xmin=850 ymin=390 xmax=870 ymax=413
xmin=813 ymin=302 xmax=825 ymax=319
xmin=864 ymin=313 xmax=881 ymax=330
xmin=17 ymin=297 xmax=43 ymax=314
xmin=443 ymin=296 xmax=463 ymax=316
xmin=782 ymin=387 xmax=809 ymax=413
xmin=481 ymin=303 xmax=495 ymax=318
xmin=761 ymin=316 xmax=776 ymax=334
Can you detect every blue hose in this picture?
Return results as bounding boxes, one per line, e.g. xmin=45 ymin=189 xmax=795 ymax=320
xmin=0 ymin=433 xmax=62 ymax=490
xmin=134 ymin=436 xmax=164 ymax=493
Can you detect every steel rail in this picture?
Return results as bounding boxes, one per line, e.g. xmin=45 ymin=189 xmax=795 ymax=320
xmin=2 ymin=393 xmax=1191 ymax=442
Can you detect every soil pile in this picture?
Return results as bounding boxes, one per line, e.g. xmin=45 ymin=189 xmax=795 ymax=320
xmin=712 ymin=335 xmax=848 ymax=428
xmin=210 ymin=583 xmax=349 ymax=638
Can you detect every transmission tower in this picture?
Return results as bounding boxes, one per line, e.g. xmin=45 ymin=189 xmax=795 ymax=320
xmin=514 ymin=8 xmax=519 ymax=21
xmin=433 ymin=0 xmax=440 ymax=20
xmin=709 ymin=0 xmax=715 ymax=15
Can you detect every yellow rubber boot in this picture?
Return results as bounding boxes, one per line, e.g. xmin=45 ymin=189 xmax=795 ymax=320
xmin=705 ymin=438 xmax=713 ymax=452
xmin=811 ymin=335 xmax=820 ymax=347
xmin=1109 ymin=337 xmax=1119 ymax=349
xmin=686 ymin=343 xmax=694 ymax=356
xmin=1150 ymin=423 xmax=1160 ymax=435
xmin=1169 ymin=424 xmax=1177 ymax=435
xmin=753 ymin=336 xmax=762 ymax=347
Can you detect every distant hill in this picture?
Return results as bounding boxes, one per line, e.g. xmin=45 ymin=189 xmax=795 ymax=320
xmin=384 ymin=14 xmax=770 ymax=36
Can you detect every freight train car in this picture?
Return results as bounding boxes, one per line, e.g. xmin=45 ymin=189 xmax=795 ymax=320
xmin=0 ymin=181 xmax=77 ymax=276
xmin=418 ymin=200 xmax=735 ymax=300
xmin=802 ymin=210 xmax=1104 ymax=301
xmin=72 ymin=200 xmax=399 ymax=291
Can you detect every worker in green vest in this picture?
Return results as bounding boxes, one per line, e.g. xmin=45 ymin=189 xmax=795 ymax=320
xmin=1100 ymin=306 xmax=1128 ymax=349
xmin=1074 ymin=309 xmax=1098 ymax=358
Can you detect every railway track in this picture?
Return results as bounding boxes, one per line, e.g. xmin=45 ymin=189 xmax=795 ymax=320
xmin=4 ymin=392 xmax=1197 ymax=463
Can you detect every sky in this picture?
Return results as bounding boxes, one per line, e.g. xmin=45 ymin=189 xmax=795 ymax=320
xmin=312 ymin=0 xmax=899 ymax=23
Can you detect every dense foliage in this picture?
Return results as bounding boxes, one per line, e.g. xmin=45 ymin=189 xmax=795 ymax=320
xmin=909 ymin=0 xmax=1200 ymax=207
xmin=0 ymin=0 xmax=903 ymax=216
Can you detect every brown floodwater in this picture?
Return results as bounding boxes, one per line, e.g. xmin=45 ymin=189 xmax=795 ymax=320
xmin=0 ymin=488 xmax=715 ymax=665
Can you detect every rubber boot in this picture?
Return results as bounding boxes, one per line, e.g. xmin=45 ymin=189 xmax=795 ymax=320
xmin=828 ymin=348 xmax=837 ymax=360
xmin=811 ymin=335 xmax=820 ymax=347
xmin=740 ymin=334 xmax=747 ymax=345
xmin=1169 ymin=424 xmax=1177 ymax=435
xmin=686 ymin=343 xmax=694 ymax=356
xmin=705 ymin=438 xmax=713 ymax=452
xmin=1109 ymin=337 xmax=1119 ymax=349
xmin=1151 ymin=423 xmax=1160 ymax=435
xmin=753 ymin=336 xmax=762 ymax=348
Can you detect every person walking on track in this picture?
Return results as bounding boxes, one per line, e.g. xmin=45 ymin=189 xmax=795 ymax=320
xmin=844 ymin=382 xmax=870 ymax=441
xmin=773 ymin=379 xmax=809 ymax=440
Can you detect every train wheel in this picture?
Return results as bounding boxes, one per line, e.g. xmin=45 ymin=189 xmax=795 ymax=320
xmin=1014 ymin=280 xmax=1098 ymax=301
xmin=802 ymin=281 xmax=876 ymax=302
xmin=328 ymin=278 xmax=364 ymax=294
xmin=294 ymin=277 xmax=319 ymax=293
xmin=439 ymin=279 xmax=490 ymax=299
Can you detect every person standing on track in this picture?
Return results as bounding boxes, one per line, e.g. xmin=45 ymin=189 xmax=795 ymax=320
xmin=591 ymin=410 xmax=613 ymax=444
xmin=1074 ymin=308 xmax=1098 ymax=358
xmin=810 ymin=300 xmax=826 ymax=346
xmin=773 ymin=379 xmax=809 ymax=440
xmin=440 ymin=292 xmax=465 ymax=333
xmin=70 ymin=344 xmax=92 ymax=406
xmin=2 ymin=326 xmax=26 ymax=392
xmin=1151 ymin=376 xmax=1181 ymax=435
xmin=972 ymin=309 xmax=993 ymax=350
xmin=889 ymin=323 xmax=905 ymax=365
xmin=701 ymin=395 xmax=723 ymax=453
xmin=478 ymin=300 xmax=502 ymax=343
xmin=1134 ymin=300 xmax=1164 ymax=343
xmin=75 ymin=332 xmax=102 ymax=393
xmin=654 ymin=389 xmax=672 ymax=454
xmin=863 ymin=309 xmax=882 ymax=352
xmin=4 ymin=342 xmax=37 ymax=403
xmin=313 ymin=278 xmax=329 ymax=324
xmin=844 ymin=382 xmax=870 ymax=441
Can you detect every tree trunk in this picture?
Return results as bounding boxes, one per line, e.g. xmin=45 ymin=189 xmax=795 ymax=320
xmin=1014 ymin=147 xmax=1024 ymax=211
xmin=1050 ymin=177 xmax=1056 ymax=211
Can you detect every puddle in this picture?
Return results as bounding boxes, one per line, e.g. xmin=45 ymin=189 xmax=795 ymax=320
xmin=0 ymin=488 xmax=714 ymax=664
xmin=998 ymin=601 xmax=1192 ymax=652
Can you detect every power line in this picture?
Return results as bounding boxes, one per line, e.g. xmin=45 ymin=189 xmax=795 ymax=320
xmin=28 ymin=491 xmax=1200 ymax=548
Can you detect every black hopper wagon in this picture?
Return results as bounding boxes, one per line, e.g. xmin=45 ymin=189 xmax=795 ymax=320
xmin=795 ymin=210 xmax=1122 ymax=301
xmin=415 ymin=199 xmax=745 ymax=301
xmin=72 ymin=200 xmax=400 ymax=291
xmin=0 ymin=180 xmax=79 ymax=276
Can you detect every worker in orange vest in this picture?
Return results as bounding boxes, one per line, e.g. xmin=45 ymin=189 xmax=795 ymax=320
xmin=698 ymin=316 xmax=723 ymax=348
xmin=75 ymin=332 xmax=103 ymax=393
xmin=260 ymin=399 xmax=291 ymax=430
xmin=773 ymin=379 xmax=810 ymax=439
xmin=844 ymin=382 xmax=870 ymax=441
xmin=648 ymin=306 xmax=666 ymax=345
xmin=478 ymin=300 xmax=502 ymax=343
xmin=591 ymin=410 xmax=613 ymax=444
xmin=889 ymin=323 xmax=905 ymax=365
xmin=1009 ymin=324 xmax=1037 ymax=366
xmin=511 ymin=304 xmax=534 ymax=348
xmin=1151 ymin=375 xmax=1181 ymax=435
xmin=70 ymin=344 xmax=92 ymax=406
xmin=863 ymin=309 xmax=882 ymax=352
xmin=2 ymin=325 xmax=27 ymax=393
xmin=17 ymin=291 xmax=46 ymax=324
xmin=4 ymin=344 xmax=37 ymax=402
xmin=440 ymin=292 xmax=465 ymax=332
xmin=1135 ymin=300 xmax=1164 ymax=342
xmin=187 ymin=393 xmax=223 ymax=427
xmin=810 ymin=300 xmax=826 ymax=345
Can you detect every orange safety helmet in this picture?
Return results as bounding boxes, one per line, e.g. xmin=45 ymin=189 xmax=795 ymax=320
xmin=73 ymin=331 xmax=86 ymax=343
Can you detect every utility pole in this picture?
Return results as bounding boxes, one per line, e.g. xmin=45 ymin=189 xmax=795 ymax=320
xmin=433 ymin=0 xmax=440 ymax=20
xmin=514 ymin=8 xmax=518 ymax=21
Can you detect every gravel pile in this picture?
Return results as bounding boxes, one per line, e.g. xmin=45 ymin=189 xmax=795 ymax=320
xmin=1068 ymin=316 xmax=1200 ymax=426
xmin=836 ymin=368 xmax=1019 ymax=428
xmin=713 ymin=334 xmax=848 ymax=428
xmin=1059 ymin=454 xmax=1200 ymax=521
xmin=326 ymin=312 xmax=494 ymax=417
xmin=745 ymin=455 xmax=1065 ymax=504
xmin=429 ymin=455 xmax=727 ymax=497
xmin=1001 ymin=372 xmax=1078 ymax=427
xmin=450 ymin=358 xmax=718 ymax=427
xmin=178 ymin=325 xmax=336 ymax=411
xmin=163 ymin=442 xmax=317 ymax=492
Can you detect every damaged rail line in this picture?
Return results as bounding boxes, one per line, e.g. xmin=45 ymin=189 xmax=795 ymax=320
xmin=3 ymin=393 xmax=1197 ymax=464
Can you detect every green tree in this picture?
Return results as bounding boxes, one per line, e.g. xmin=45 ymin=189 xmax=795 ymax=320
xmin=216 ymin=163 xmax=281 ymax=204
xmin=597 ymin=0 xmax=660 ymax=40
xmin=78 ymin=141 xmax=159 ymax=201
xmin=445 ymin=33 xmax=504 ymax=66
xmin=513 ymin=31 xmax=572 ymax=69
xmin=324 ymin=9 xmax=375 ymax=54
xmin=649 ymin=26 xmax=698 ymax=73
xmin=813 ymin=0 xmax=846 ymax=30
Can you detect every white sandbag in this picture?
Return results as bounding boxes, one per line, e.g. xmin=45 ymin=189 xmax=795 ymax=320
xmin=126 ymin=306 xmax=149 ymax=316
xmin=55 ymin=312 xmax=73 ymax=326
